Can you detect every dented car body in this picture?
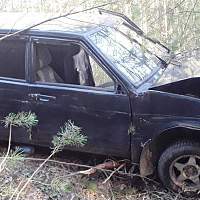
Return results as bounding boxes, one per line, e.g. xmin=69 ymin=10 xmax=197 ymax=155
xmin=0 ymin=10 xmax=200 ymax=193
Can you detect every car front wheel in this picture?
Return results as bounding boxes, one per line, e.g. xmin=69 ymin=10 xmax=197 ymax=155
xmin=158 ymin=140 xmax=200 ymax=193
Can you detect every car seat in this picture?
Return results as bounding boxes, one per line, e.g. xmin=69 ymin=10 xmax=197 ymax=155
xmin=36 ymin=47 xmax=64 ymax=83
xmin=73 ymin=48 xmax=95 ymax=86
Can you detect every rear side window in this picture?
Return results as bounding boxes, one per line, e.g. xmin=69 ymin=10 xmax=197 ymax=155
xmin=0 ymin=40 xmax=25 ymax=80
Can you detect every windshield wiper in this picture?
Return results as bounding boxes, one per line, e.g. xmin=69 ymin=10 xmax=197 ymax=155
xmin=98 ymin=8 xmax=170 ymax=53
xmin=99 ymin=8 xmax=143 ymax=34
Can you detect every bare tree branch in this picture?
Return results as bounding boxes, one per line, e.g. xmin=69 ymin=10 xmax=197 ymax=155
xmin=149 ymin=0 xmax=187 ymax=27
xmin=182 ymin=0 xmax=198 ymax=35
xmin=0 ymin=0 xmax=119 ymax=42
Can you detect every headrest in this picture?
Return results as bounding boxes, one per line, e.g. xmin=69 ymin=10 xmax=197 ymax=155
xmin=37 ymin=47 xmax=52 ymax=68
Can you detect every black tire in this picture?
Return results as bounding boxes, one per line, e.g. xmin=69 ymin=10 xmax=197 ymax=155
xmin=157 ymin=140 xmax=200 ymax=193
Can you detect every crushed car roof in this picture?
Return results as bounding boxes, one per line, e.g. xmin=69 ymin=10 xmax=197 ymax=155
xmin=0 ymin=11 xmax=119 ymax=36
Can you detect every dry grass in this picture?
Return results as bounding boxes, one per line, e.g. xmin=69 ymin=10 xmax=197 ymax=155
xmin=0 ymin=149 xmax=198 ymax=200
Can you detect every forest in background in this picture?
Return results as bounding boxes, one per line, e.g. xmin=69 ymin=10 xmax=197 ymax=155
xmin=0 ymin=0 xmax=199 ymax=56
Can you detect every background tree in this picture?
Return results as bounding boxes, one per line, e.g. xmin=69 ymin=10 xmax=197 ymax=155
xmin=0 ymin=0 xmax=199 ymax=55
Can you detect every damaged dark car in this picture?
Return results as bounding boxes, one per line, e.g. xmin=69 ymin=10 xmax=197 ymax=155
xmin=0 ymin=10 xmax=200 ymax=193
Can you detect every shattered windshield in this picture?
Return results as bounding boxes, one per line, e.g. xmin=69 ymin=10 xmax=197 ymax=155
xmin=89 ymin=23 xmax=167 ymax=87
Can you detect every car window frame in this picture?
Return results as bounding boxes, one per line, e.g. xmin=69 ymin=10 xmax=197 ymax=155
xmin=29 ymin=36 xmax=122 ymax=94
xmin=0 ymin=35 xmax=29 ymax=83
xmin=86 ymin=25 xmax=165 ymax=89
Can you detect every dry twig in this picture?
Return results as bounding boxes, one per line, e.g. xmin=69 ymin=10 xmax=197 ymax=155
xmin=102 ymin=163 xmax=126 ymax=184
xmin=0 ymin=1 xmax=118 ymax=42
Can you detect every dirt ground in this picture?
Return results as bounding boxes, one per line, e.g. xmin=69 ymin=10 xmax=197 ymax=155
xmin=0 ymin=148 xmax=198 ymax=200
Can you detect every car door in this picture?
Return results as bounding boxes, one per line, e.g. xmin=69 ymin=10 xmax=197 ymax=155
xmin=0 ymin=37 xmax=31 ymax=144
xmin=28 ymin=37 xmax=132 ymax=158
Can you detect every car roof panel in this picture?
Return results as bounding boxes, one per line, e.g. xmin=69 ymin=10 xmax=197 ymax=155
xmin=0 ymin=12 xmax=119 ymax=36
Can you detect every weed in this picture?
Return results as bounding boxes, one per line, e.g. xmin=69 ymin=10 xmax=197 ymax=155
xmin=13 ymin=119 xmax=87 ymax=200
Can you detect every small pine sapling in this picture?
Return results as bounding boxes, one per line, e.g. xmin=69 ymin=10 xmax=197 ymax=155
xmin=0 ymin=112 xmax=38 ymax=172
xmin=13 ymin=120 xmax=87 ymax=200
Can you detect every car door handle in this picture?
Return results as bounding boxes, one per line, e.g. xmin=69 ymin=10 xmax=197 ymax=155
xmin=38 ymin=94 xmax=56 ymax=102
xmin=28 ymin=93 xmax=39 ymax=100
xmin=28 ymin=93 xmax=56 ymax=102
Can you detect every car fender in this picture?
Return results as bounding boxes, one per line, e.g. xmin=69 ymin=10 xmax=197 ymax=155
xmin=139 ymin=120 xmax=200 ymax=177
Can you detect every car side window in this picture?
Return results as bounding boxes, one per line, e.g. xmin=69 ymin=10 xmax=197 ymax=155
xmin=89 ymin=56 xmax=114 ymax=90
xmin=34 ymin=42 xmax=114 ymax=91
xmin=0 ymin=40 xmax=25 ymax=80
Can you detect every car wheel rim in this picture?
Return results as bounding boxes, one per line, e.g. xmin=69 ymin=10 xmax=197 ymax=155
xmin=169 ymin=155 xmax=200 ymax=192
